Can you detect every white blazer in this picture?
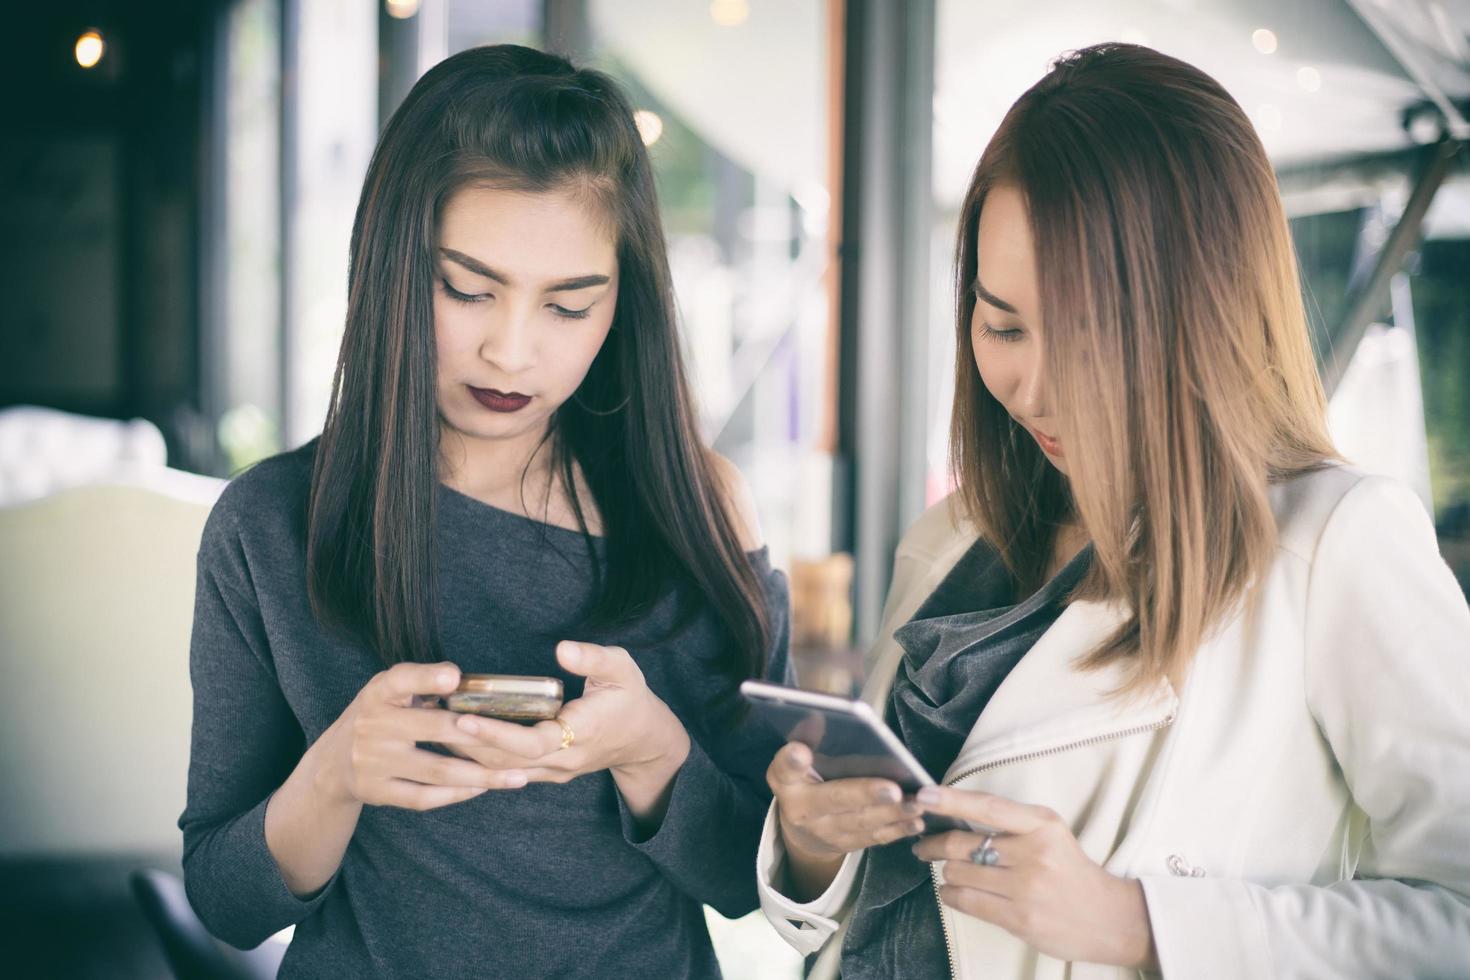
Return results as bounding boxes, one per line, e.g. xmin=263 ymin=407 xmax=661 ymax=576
xmin=757 ymin=464 xmax=1470 ymax=979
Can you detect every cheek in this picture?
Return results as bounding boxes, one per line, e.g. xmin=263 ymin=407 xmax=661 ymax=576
xmin=564 ymin=290 xmax=618 ymax=378
xmin=970 ymin=316 xmax=1001 ymax=402
xmin=574 ymin=318 xmax=615 ymax=372
xmin=432 ymin=297 xmax=480 ymax=363
xmin=546 ymin=312 xmax=616 ymax=393
xmin=973 ymin=346 xmax=1012 ymax=411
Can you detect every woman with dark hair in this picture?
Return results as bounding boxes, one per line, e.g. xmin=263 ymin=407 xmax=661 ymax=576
xmin=758 ymin=43 xmax=1470 ymax=978
xmin=179 ymin=45 xmax=789 ymax=978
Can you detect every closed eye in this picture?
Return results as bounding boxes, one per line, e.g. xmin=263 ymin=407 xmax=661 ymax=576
xmin=549 ymin=304 xmax=592 ymax=320
xmin=440 ymin=278 xmax=488 ymax=304
xmin=978 ymin=322 xmax=1024 ymax=344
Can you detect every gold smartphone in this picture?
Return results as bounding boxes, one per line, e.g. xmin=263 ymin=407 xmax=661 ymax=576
xmin=419 ymin=674 xmax=564 ymax=723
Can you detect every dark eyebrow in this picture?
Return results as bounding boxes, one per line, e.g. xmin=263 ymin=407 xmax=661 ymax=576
xmin=439 ymin=248 xmax=610 ymax=292
xmin=542 ymin=274 xmax=611 ymax=292
xmin=971 ymin=278 xmax=1017 ymax=315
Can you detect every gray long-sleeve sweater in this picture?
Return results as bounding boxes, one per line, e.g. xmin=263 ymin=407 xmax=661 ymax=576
xmin=179 ymin=440 xmax=791 ymax=978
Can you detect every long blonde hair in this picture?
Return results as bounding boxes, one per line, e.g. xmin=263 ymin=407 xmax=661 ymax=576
xmin=950 ymin=43 xmax=1339 ymax=692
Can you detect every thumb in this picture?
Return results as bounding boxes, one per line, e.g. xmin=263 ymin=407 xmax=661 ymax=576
xmin=378 ymin=660 xmax=460 ymax=706
xmin=776 ymin=741 xmax=818 ymax=783
xmin=557 ymin=641 xmax=638 ymax=686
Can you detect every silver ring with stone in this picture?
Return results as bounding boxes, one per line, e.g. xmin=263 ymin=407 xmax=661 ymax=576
xmin=970 ymin=833 xmax=1000 ymax=867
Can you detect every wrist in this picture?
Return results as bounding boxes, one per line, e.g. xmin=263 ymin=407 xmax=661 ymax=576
xmin=778 ymin=821 xmax=846 ymax=901
xmin=1110 ymin=876 xmax=1158 ymax=970
xmin=610 ymin=704 xmax=689 ymax=831
xmin=614 ymin=702 xmax=690 ymax=782
xmin=308 ymin=725 xmax=360 ymax=809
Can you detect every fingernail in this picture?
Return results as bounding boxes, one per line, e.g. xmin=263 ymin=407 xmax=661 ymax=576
xmin=456 ymin=716 xmax=479 ymax=733
xmin=560 ymin=643 xmax=581 ymax=667
xmin=881 ymin=786 xmax=902 ymax=803
xmin=917 ymin=787 xmax=940 ymax=805
xmin=438 ymin=671 xmax=456 ymax=688
xmin=505 ymin=772 xmax=527 ymax=788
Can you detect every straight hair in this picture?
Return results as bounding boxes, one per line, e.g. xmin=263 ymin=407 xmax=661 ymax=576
xmin=951 ymin=43 xmax=1339 ymax=692
xmin=307 ymin=45 xmax=771 ymax=692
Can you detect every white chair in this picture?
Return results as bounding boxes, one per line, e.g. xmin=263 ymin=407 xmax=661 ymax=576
xmin=0 ymin=470 xmax=224 ymax=857
xmin=0 ymin=463 xmax=800 ymax=977
xmin=0 ymin=405 xmax=170 ymax=507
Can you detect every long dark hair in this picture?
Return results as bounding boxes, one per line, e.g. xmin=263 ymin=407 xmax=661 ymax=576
xmin=307 ymin=44 xmax=771 ymax=689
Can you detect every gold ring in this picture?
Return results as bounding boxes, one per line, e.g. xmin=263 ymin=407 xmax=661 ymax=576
xmin=555 ymin=716 xmax=575 ymax=750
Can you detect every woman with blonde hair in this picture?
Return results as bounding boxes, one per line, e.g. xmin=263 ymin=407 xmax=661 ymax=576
xmin=758 ymin=43 xmax=1470 ymax=977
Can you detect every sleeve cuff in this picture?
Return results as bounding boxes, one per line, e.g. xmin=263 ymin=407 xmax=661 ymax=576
xmin=1139 ymin=875 xmax=1272 ymax=980
xmin=615 ymin=735 xmax=723 ymax=854
xmin=247 ymin=791 xmax=342 ymax=918
xmin=185 ymin=792 xmax=340 ymax=949
xmin=755 ymin=801 xmax=863 ymax=956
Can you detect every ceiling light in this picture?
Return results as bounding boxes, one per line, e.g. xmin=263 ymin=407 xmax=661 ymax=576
xmin=710 ymin=0 xmax=750 ymax=28
xmin=634 ymin=110 xmax=664 ymax=146
xmin=75 ymin=30 xmax=104 ymax=69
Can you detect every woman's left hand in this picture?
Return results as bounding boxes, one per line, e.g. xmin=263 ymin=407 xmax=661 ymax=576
xmin=911 ymin=785 xmax=1157 ymax=970
xmin=448 ymin=641 xmax=691 ymax=821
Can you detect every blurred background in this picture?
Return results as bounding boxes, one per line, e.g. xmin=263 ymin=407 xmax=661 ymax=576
xmin=1 ymin=1 xmax=1466 ymax=977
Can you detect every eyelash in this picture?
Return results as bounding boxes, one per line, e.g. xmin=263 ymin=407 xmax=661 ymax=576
xmin=978 ymin=322 xmax=1024 ymax=344
xmin=438 ymin=278 xmax=592 ymax=320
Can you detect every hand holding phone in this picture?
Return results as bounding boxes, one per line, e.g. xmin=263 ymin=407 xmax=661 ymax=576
xmin=414 ymin=674 xmax=563 ymax=723
xmin=743 ymin=681 xmax=991 ymax=835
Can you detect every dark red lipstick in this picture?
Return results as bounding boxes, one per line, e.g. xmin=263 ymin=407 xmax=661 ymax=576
xmin=468 ymin=386 xmax=531 ymax=413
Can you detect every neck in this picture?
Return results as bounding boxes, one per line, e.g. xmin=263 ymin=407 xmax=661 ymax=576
xmin=437 ymin=422 xmax=556 ymax=505
xmin=1047 ymin=519 xmax=1091 ymax=580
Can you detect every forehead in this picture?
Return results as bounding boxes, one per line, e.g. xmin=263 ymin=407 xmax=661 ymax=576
xmin=974 ymin=184 xmax=1039 ymax=313
xmin=437 ymin=184 xmax=617 ymax=279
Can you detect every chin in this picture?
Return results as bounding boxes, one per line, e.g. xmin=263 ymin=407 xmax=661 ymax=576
xmin=443 ymin=406 xmax=543 ymax=442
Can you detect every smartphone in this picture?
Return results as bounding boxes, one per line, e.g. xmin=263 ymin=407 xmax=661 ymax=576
xmin=741 ymin=680 xmax=992 ymax=835
xmin=416 ymin=674 xmax=564 ymax=723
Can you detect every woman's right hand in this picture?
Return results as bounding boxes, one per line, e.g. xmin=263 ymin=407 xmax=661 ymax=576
xmin=765 ymin=741 xmax=927 ymax=898
xmin=315 ymin=661 xmax=527 ymax=812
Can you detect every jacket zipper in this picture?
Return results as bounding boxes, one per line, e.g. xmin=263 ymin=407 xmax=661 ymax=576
xmin=928 ymin=713 xmax=1177 ymax=979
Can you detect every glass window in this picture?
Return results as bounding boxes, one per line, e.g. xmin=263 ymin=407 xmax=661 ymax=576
xmin=387 ymin=3 xmax=838 ymax=577
xmin=928 ymin=0 xmax=1470 ymax=593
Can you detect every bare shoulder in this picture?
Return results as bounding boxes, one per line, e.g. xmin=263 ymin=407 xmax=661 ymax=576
xmin=706 ymin=451 xmax=765 ymax=552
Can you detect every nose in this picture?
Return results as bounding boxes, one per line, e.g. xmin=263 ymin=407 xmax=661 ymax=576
xmin=1014 ymin=345 xmax=1050 ymax=421
xmin=478 ymin=302 xmax=536 ymax=376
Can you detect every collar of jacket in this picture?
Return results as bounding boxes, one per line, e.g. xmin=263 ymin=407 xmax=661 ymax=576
xmin=938 ymin=597 xmax=1178 ymax=781
xmin=861 ymin=519 xmax=1179 ymax=783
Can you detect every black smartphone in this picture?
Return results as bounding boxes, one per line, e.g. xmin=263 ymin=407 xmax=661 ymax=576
xmin=741 ymin=680 xmax=993 ymax=835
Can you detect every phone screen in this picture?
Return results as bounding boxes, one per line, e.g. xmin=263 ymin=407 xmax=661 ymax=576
xmin=748 ymin=696 xmax=930 ymax=792
xmin=743 ymin=682 xmax=985 ymax=834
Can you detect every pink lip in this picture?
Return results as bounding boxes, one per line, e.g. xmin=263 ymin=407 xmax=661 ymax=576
xmin=468 ymin=386 xmax=532 ymax=413
xmin=1027 ymin=426 xmax=1063 ymax=457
